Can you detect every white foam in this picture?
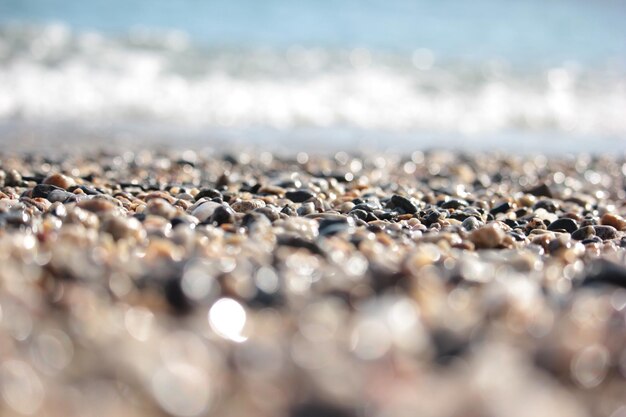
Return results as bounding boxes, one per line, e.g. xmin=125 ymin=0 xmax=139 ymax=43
xmin=1 ymin=23 xmax=625 ymax=137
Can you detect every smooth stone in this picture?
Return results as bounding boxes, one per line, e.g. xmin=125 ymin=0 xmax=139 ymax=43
xmin=47 ymin=189 xmax=76 ymax=203
xmin=525 ymin=183 xmax=553 ymax=198
xmin=297 ymin=202 xmax=316 ymax=216
xmin=593 ymin=225 xmax=619 ymax=240
xmin=581 ymin=259 xmax=626 ymax=288
xmin=195 ymin=188 xmax=222 ymax=201
xmin=285 ymin=189 xmax=316 ymax=203
xmin=231 ymin=199 xmax=265 ymax=212
xmin=461 ymin=216 xmax=483 ymax=231
xmin=5 ymin=169 xmax=22 ymax=186
xmin=533 ymin=199 xmax=559 ymax=213
xmin=571 ymin=226 xmax=595 ymax=241
xmin=32 ymin=184 xmax=63 ymax=199
xmin=191 ymin=201 xmax=222 ymax=222
xmin=43 ymin=173 xmax=75 ymax=190
xmin=208 ymin=205 xmax=236 ymax=225
xmin=77 ymin=197 xmax=120 ymax=213
xmin=440 ymin=199 xmax=468 ymax=209
xmin=469 ymin=223 xmax=505 ymax=249
xmin=318 ymin=216 xmax=355 ymax=236
xmin=601 ymin=213 xmax=626 ymax=231
xmin=547 ymin=218 xmax=579 ymax=233
xmin=490 ymin=202 xmax=512 ymax=215
xmin=423 ymin=210 xmax=445 ymax=226
xmin=254 ymin=206 xmax=281 ymax=222
xmin=390 ymin=194 xmax=418 ymax=214
xmin=101 ymin=215 xmax=145 ymax=241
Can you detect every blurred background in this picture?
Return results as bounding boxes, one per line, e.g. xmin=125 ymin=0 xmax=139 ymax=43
xmin=0 ymin=0 xmax=625 ymax=151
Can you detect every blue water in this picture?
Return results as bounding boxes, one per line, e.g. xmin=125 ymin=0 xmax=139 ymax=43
xmin=0 ymin=0 xmax=625 ymax=149
xmin=2 ymin=0 xmax=626 ymax=66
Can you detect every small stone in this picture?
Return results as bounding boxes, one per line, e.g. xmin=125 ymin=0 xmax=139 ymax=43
xmin=318 ymin=216 xmax=355 ymax=236
xmin=571 ymin=226 xmax=595 ymax=241
xmin=593 ymin=225 xmax=619 ymax=240
xmin=31 ymin=184 xmax=63 ymax=199
xmin=469 ymin=223 xmax=505 ymax=249
xmin=77 ymin=197 xmax=120 ymax=213
xmin=490 ymin=202 xmax=512 ymax=215
xmin=390 ymin=194 xmax=418 ymax=214
xmin=440 ymin=199 xmax=468 ymax=210
xmin=208 ymin=205 xmax=236 ymax=225
xmin=462 ymin=216 xmax=483 ymax=231
xmin=47 ymin=189 xmax=76 ymax=203
xmin=581 ymin=259 xmax=626 ymax=288
xmin=101 ymin=215 xmax=145 ymax=241
xmin=43 ymin=173 xmax=75 ymax=189
xmin=191 ymin=201 xmax=222 ymax=222
xmin=547 ymin=218 xmax=579 ymax=233
xmin=5 ymin=169 xmax=22 ymax=186
xmin=194 ymin=188 xmax=222 ymax=201
xmin=525 ymin=183 xmax=553 ymax=198
xmin=286 ymin=189 xmax=316 ymax=203
xmin=231 ymin=199 xmax=266 ymax=213
xmin=601 ymin=213 xmax=626 ymax=231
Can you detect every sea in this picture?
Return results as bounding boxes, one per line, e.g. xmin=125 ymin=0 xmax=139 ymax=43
xmin=1 ymin=0 xmax=625 ymax=153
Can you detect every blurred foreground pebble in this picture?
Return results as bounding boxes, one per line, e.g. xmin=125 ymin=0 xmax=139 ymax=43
xmin=1 ymin=149 xmax=626 ymax=417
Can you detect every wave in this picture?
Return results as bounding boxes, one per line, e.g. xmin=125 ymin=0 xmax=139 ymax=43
xmin=1 ymin=23 xmax=625 ymax=136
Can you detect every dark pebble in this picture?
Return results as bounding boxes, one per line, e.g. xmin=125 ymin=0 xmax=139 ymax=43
xmin=277 ymin=234 xmax=325 ymax=256
xmin=32 ymin=184 xmax=63 ymax=199
xmin=490 ymin=202 xmax=512 ymax=215
xmin=547 ymin=218 xmax=579 ymax=233
xmin=581 ymin=260 xmax=626 ymax=289
xmin=533 ymin=199 xmax=559 ymax=213
xmin=572 ymin=226 xmax=595 ymax=241
xmin=440 ymin=199 xmax=468 ymax=210
xmin=319 ymin=216 xmax=355 ymax=236
xmin=208 ymin=205 xmax=236 ymax=225
xmin=286 ymin=189 xmax=316 ymax=203
xmin=593 ymin=225 xmax=619 ymax=240
xmin=390 ymin=194 xmax=418 ymax=214
xmin=525 ymin=183 xmax=553 ymax=198
xmin=195 ymin=188 xmax=222 ymax=201
xmin=350 ymin=209 xmax=368 ymax=221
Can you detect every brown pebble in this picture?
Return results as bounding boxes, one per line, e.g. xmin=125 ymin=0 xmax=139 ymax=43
xmin=601 ymin=213 xmax=626 ymax=231
xmin=43 ymin=173 xmax=75 ymax=190
xmin=469 ymin=223 xmax=505 ymax=249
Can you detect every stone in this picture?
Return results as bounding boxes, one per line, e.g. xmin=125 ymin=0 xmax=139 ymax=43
xmin=547 ymin=218 xmax=579 ymax=233
xmin=593 ymin=225 xmax=619 ymax=240
xmin=571 ymin=226 xmax=595 ymax=241
xmin=285 ymin=189 xmax=316 ymax=203
xmin=469 ymin=223 xmax=505 ymax=249
xmin=390 ymin=194 xmax=418 ymax=214
xmin=601 ymin=213 xmax=626 ymax=231
xmin=43 ymin=173 xmax=75 ymax=189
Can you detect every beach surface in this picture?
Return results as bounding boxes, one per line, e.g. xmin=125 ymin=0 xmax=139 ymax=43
xmin=1 ymin=147 xmax=626 ymax=417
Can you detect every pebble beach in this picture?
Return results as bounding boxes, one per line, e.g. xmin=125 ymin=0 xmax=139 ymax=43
xmin=1 ymin=148 xmax=626 ymax=417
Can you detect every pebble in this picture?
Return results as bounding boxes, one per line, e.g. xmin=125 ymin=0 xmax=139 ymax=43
xmin=593 ymin=225 xmax=619 ymax=240
xmin=390 ymin=194 xmax=418 ymax=214
xmin=43 ymin=173 xmax=75 ymax=189
xmin=601 ymin=213 xmax=626 ymax=231
xmin=190 ymin=201 xmax=222 ymax=222
xmin=469 ymin=223 xmax=505 ymax=249
xmin=285 ymin=189 xmax=316 ymax=203
xmin=547 ymin=218 xmax=579 ymax=233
